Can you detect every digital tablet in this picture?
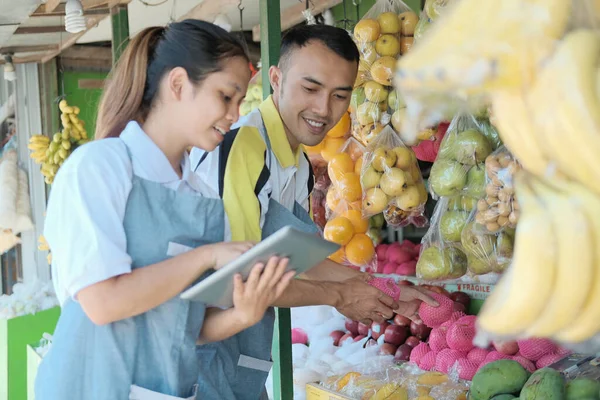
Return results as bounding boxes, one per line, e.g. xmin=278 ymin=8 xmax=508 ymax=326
xmin=180 ymin=226 xmax=340 ymax=308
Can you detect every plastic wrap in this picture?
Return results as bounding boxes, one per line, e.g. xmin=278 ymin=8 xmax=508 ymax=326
xmin=428 ymin=114 xmax=500 ymax=200
xmin=416 ymin=197 xmax=467 ymax=281
xmin=474 ymin=147 xmax=521 ymax=235
xmin=305 ymin=112 xmax=351 ymax=162
xmin=239 ymin=70 xmax=263 ymax=116
xmin=350 ymin=0 xmax=418 ymax=147
xmin=359 ymin=126 xmax=428 ymax=229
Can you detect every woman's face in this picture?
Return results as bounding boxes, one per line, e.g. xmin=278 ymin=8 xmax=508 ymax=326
xmin=180 ymin=56 xmax=251 ymax=151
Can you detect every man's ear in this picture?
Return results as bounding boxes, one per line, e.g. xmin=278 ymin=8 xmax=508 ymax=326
xmin=269 ymin=65 xmax=282 ymax=94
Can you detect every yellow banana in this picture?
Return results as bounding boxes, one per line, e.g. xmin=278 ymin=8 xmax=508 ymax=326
xmin=554 ymin=180 xmax=600 ymax=342
xmin=476 ymin=173 xmax=557 ymax=336
xmin=68 ymin=113 xmax=79 ymax=125
xmin=527 ymin=29 xmax=600 ymax=195
xmin=30 ymin=135 xmax=49 ymax=143
xmin=524 ymin=177 xmax=594 ymax=337
xmin=28 ymin=142 xmax=49 ymax=151
xmin=61 ymin=140 xmax=71 ymax=150
xmin=73 ymin=106 xmax=80 ymax=115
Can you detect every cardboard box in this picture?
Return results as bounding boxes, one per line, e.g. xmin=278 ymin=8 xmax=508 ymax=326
xmin=0 ymin=307 xmax=60 ymax=400
xmin=26 ymin=345 xmax=43 ymax=400
xmin=306 ymin=383 xmax=352 ymax=400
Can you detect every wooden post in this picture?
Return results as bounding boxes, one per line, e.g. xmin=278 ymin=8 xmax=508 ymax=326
xmin=110 ymin=4 xmax=130 ymax=64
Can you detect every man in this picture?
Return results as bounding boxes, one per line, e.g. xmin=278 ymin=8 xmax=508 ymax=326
xmin=193 ymin=25 xmax=435 ymax=399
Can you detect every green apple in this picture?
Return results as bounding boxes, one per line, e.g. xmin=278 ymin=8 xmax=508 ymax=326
xmin=465 ymin=165 xmax=486 ymax=198
xmin=461 ymin=221 xmax=495 ymax=258
xmin=350 ymin=87 xmax=366 ymax=114
xmin=439 ymin=210 xmax=469 ymax=242
xmin=429 ymin=159 xmax=467 ymax=197
xmin=454 ymin=129 xmax=493 ymax=165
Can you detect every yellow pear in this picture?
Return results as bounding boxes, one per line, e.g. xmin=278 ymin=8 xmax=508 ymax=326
xmin=364 ymin=81 xmax=389 ymax=103
xmin=363 ymin=188 xmax=389 ymax=215
xmin=378 ymin=12 xmax=401 ymax=34
xmin=396 ymin=185 xmax=421 ymax=210
xmin=380 ymin=168 xmax=407 ymax=197
xmin=375 ymin=34 xmax=401 ymax=57
xmin=361 ymin=166 xmax=382 ymax=190
xmin=371 ymin=148 xmax=397 ymax=172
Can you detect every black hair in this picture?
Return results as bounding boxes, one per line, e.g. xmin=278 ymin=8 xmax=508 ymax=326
xmin=96 ymin=19 xmax=249 ymax=139
xmin=279 ymin=24 xmax=360 ymax=71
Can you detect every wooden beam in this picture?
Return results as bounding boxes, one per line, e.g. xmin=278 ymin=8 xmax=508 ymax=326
xmin=44 ymin=0 xmax=62 ymax=13
xmin=178 ymin=0 xmax=238 ymax=22
xmin=61 ymin=44 xmax=112 ymax=61
xmin=0 ymin=44 xmax=59 ymax=53
xmin=252 ymin=0 xmax=343 ymax=41
xmin=14 ymin=25 xmax=66 ymax=34
xmin=82 ymin=0 xmax=109 ymax=9
xmin=78 ymin=78 xmax=106 ymax=89
xmin=32 ymin=2 xmax=110 ymax=16
xmin=0 ymin=54 xmax=46 ymax=65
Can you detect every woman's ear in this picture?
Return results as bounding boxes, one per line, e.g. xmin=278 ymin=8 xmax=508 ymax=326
xmin=166 ymin=67 xmax=189 ymax=101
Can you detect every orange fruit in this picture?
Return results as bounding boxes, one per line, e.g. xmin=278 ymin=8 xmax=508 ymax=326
xmin=345 ymin=234 xmax=375 ymax=266
xmin=347 ymin=140 xmax=364 ymax=161
xmin=324 ymin=216 xmax=355 ymax=246
xmin=321 ymin=138 xmax=346 ymax=162
xmin=328 ymin=247 xmax=346 ymax=264
xmin=328 ymin=153 xmax=355 ymax=184
xmin=327 ymin=112 xmax=351 ymax=138
xmin=337 ymin=172 xmax=362 ymax=202
xmin=326 ymin=188 xmax=341 ymax=211
xmin=354 ymin=155 xmax=364 ymax=175
xmin=304 ymin=141 xmax=325 ymax=155
xmin=342 ymin=209 xmax=369 ymax=234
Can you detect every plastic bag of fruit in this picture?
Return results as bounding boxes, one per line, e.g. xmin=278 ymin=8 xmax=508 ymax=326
xmin=350 ymin=0 xmax=419 ymax=145
xmin=239 ymin=69 xmax=263 ymax=117
xmin=324 ymin=138 xmax=376 ymax=271
xmin=428 ymin=113 xmax=501 ymax=200
xmin=474 ymin=146 xmax=521 ymax=235
xmin=416 ymin=197 xmax=468 ymax=281
xmin=359 ymin=126 xmax=428 ymax=228
xmin=305 ymin=111 xmax=351 ymax=163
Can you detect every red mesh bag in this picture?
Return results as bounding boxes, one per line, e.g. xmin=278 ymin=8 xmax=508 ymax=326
xmin=418 ymin=292 xmax=454 ymax=328
xmin=467 ymin=348 xmax=489 ymax=365
xmin=367 ymin=277 xmax=401 ymax=301
xmin=457 ymin=358 xmax=479 ymax=380
xmin=483 ymin=351 xmax=511 ymax=366
xmin=447 ymin=320 xmax=476 ymax=353
xmin=419 ymin=351 xmax=437 ymax=371
xmin=536 ymin=353 xmax=565 ymax=369
xmin=435 ymin=348 xmax=465 ymax=373
xmin=410 ymin=342 xmax=431 ymax=365
xmin=428 ymin=326 xmax=449 ymax=352
xmin=516 ymin=338 xmax=557 ymax=362
xmin=512 ymin=355 xmax=536 ymax=373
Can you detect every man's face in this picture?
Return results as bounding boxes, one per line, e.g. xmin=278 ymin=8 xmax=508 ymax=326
xmin=270 ymin=41 xmax=358 ymax=149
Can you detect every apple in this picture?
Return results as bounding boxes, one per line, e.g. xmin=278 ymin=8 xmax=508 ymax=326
xmin=375 ymin=34 xmax=401 ymax=57
xmin=410 ymin=321 xmax=432 ymax=340
xmin=353 ymin=334 xmax=366 ymax=342
xmin=405 ymin=336 xmax=421 ymax=348
xmin=449 ymin=291 xmax=471 ymax=309
xmin=392 ymin=147 xmax=413 ymax=170
xmin=345 ymin=319 xmax=359 ymax=335
xmin=339 ymin=332 xmax=354 ymax=346
xmin=429 ymin=159 xmax=467 ymax=197
xmin=453 ymin=301 xmax=466 ymax=313
xmin=380 ymin=168 xmax=407 ymax=197
xmin=371 ymin=321 xmax=390 ymax=340
xmin=380 ymin=343 xmax=399 ymax=356
xmin=370 ymin=56 xmax=396 ymax=86
xmin=376 ymin=244 xmax=389 ymax=260
xmin=378 ymin=11 xmax=401 ymax=34
xmin=393 ymin=314 xmax=412 ymax=327
xmin=399 ymin=11 xmax=419 ymax=35
xmin=439 ymin=210 xmax=469 ymax=242
xmin=363 ymin=188 xmax=389 ymax=215
xmin=361 ymin=166 xmax=383 ymax=190
xmin=396 ymin=186 xmax=421 ymax=210
xmin=384 ymin=324 xmax=409 ymax=346
xmin=359 ymin=42 xmax=378 ymax=65
xmin=360 ymin=122 xmax=385 ymax=145
xmin=330 ymin=330 xmax=346 ymax=346
xmin=358 ymin=322 xmax=370 ymax=336
xmin=467 ymin=254 xmax=493 ymax=275
xmin=353 ymin=18 xmax=381 ymax=42
xmin=400 ymin=36 xmax=414 ymax=55
xmin=394 ymin=343 xmax=413 ymax=361
xmin=397 ymin=261 xmax=417 ymax=275
xmin=382 ymin=262 xmax=397 ymax=275
xmin=387 ymin=247 xmax=413 ymax=264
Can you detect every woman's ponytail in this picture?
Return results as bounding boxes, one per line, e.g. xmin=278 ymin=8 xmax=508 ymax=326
xmin=94 ymin=26 xmax=164 ymax=139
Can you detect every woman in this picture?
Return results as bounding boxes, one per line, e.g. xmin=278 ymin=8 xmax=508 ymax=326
xmin=35 ymin=20 xmax=293 ymax=400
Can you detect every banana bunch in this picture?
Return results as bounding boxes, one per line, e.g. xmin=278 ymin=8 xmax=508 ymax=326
xmin=29 ymin=99 xmax=90 ymax=184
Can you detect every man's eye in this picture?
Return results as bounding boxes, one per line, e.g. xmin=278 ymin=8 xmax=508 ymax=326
xmin=303 ymin=87 xmax=316 ymax=93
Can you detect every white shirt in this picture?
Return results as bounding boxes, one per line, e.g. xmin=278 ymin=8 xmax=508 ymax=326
xmin=45 ymin=121 xmax=215 ymax=306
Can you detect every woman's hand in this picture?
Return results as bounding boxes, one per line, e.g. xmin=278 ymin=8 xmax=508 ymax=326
xmin=395 ymin=286 xmax=438 ymax=324
xmin=231 ymin=257 xmax=295 ymax=327
xmin=204 ymin=241 xmax=255 ymax=269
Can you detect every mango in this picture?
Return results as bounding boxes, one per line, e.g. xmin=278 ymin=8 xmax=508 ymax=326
xmin=491 ymin=395 xmax=516 ymax=400
xmin=470 ymin=360 xmax=530 ymax=400
xmin=418 ymin=371 xmax=449 ymax=386
xmin=520 ymin=368 xmax=565 ymax=400
xmin=368 ymin=383 xmax=407 ymax=400
xmin=566 ymin=378 xmax=600 ymax=400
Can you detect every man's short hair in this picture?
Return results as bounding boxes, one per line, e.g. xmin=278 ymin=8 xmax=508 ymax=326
xmin=279 ymin=24 xmax=360 ymax=71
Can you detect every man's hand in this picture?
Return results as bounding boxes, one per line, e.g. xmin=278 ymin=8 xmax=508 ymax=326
xmin=394 ymin=286 xmax=438 ymax=324
xmin=332 ymin=275 xmax=398 ymax=325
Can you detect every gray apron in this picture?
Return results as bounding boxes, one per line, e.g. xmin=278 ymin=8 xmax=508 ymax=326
xmin=196 ymin=120 xmax=319 ymax=400
xmin=35 ymin=141 xmax=225 ymax=400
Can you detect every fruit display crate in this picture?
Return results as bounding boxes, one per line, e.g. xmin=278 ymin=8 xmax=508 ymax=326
xmin=306 ymin=383 xmax=351 ymax=400
xmin=0 ymin=307 xmax=60 ymax=400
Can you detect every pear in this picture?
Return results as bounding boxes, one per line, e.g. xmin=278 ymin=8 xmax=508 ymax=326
xmin=364 ymin=81 xmax=389 ymax=103
xmin=350 ymin=88 xmax=366 ymax=113
xmin=465 ymin=165 xmax=486 ymax=198
xmin=393 ymin=147 xmax=413 ymax=170
xmin=363 ymin=188 xmax=389 ymax=215
xmin=479 ymin=119 xmax=503 ymax=150
xmin=380 ymin=168 xmax=407 ymax=197
xmin=437 ymin=133 xmax=458 ymax=160
xmin=461 ymin=222 xmax=495 ymax=258
xmin=454 ymin=129 xmax=493 ymax=165
xmin=429 ymin=159 xmax=467 ymax=197
xmin=447 ymin=195 xmax=478 ymax=212
xmin=396 ymin=185 xmax=421 ymax=210
xmin=371 ymin=148 xmax=397 ymax=172
xmin=496 ymin=231 xmax=514 ymax=260
xmin=439 ymin=210 xmax=469 ymax=242
xmin=417 ymin=245 xmax=467 ymax=280
xmin=449 ymin=247 xmax=468 ymax=278
xmin=467 ymin=254 xmax=493 ymax=275
xmin=361 ymin=167 xmax=382 ymax=190
xmin=387 ymin=90 xmax=406 ymax=111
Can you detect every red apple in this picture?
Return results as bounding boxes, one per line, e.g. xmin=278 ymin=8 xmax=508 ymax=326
xmin=380 ymin=343 xmax=399 ymax=356
xmin=382 ymin=262 xmax=397 ymax=275
xmin=396 ymin=261 xmax=417 ymax=276
xmin=402 ymin=239 xmax=415 ymax=249
xmin=398 ymin=280 xmax=414 ymax=286
xmin=364 ymin=338 xmax=378 ymax=348
xmin=358 ymin=322 xmax=370 ymax=336
xmin=394 ymin=344 xmax=413 ymax=362
xmin=388 ymin=248 xmax=413 ymax=264
xmin=405 ymin=336 xmax=421 ymax=348
xmin=493 ymin=340 xmax=519 ymax=355
xmin=427 ymin=285 xmax=451 ymax=297
xmin=339 ymin=333 xmax=354 ymax=346
xmin=376 ymin=244 xmax=389 ymax=261
xmin=345 ymin=319 xmax=359 ymax=336
xmin=353 ymin=334 xmax=366 ymax=342
xmin=410 ymin=321 xmax=432 ymax=340
xmin=384 ymin=325 xmax=409 ymax=346
xmin=371 ymin=321 xmax=390 ymax=340
xmin=453 ymin=301 xmax=467 ymax=313
xmin=330 ymin=330 xmax=346 ymax=346
xmin=393 ymin=314 xmax=412 ymax=327
xmin=449 ymin=291 xmax=471 ymax=309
